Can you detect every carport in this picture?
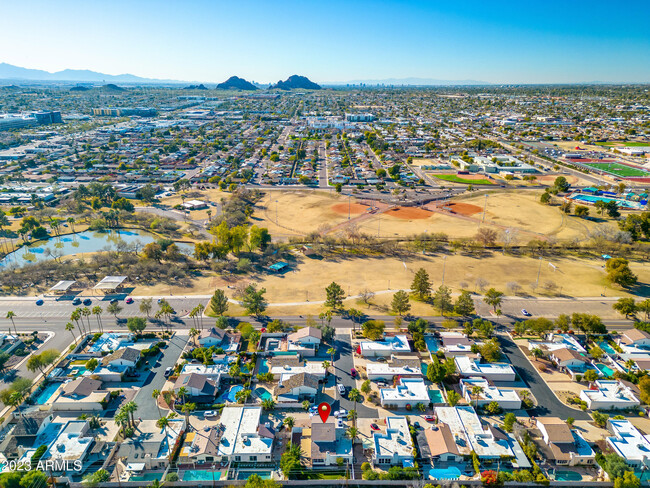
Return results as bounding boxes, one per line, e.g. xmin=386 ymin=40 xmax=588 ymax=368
xmin=93 ymin=276 xmax=127 ymax=294
xmin=48 ymin=280 xmax=76 ymax=296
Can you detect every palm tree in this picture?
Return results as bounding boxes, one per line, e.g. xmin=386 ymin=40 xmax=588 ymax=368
xmin=115 ymin=408 xmax=130 ymax=437
xmin=140 ymin=298 xmax=153 ymax=318
xmin=322 ymin=360 xmax=330 ymax=375
xmin=345 ymin=427 xmax=359 ymax=444
xmin=327 ymin=347 xmax=336 ymax=366
xmin=70 ymin=309 xmax=84 ymax=336
xmin=67 ymin=217 xmax=76 ymax=233
xmin=347 ymin=389 xmax=361 ymax=426
xmin=181 ymin=402 xmax=195 ymax=428
xmin=177 ymin=386 xmax=188 ymax=406
xmin=189 ymin=328 xmax=199 ymax=346
xmin=124 ymin=401 xmax=138 ymax=429
xmin=6 ymin=311 xmax=17 ymax=336
xmin=65 ymin=322 xmax=76 ymax=344
xmin=92 ymin=306 xmax=103 ymax=333
xmin=81 ymin=307 xmax=92 ymax=332
xmin=283 ymin=416 xmax=295 ymax=430
xmin=471 ymin=386 xmax=483 ymax=408
xmin=195 ymin=303 xmax=205 ymax=330
xmin=152 ymin=389 xmax=162 ymax=419
xmin=156 ymin=416 xmax=175 ymax=464
xmin=261 ymin=399 xmax=276 ymax=411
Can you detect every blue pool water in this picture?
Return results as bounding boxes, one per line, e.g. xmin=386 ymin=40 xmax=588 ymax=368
xmin=258 ymin=359 xmax=269 ymax=374
xmin=428 ymin=467 xmax=461 ymax=480
xmin=218 ymin=385 xmax=244 ymax=403
xmin=429 ymin=390 xmax=444 ymax=403
xmin=555 ymin=470 xmax=581 ymax=481
xmin=130 ymin=473 xmax=162 ymax=482
xmin=254 ymin=387 xmax=272 ymax=401
xmin=598 ymin=341 xmax=617 ymax=355
xmin=32 ymin=382 xmax=60 ymax=404
xmin=596 ymin=364 xmax=615 ymax=377
xmin=424 ymin=336 xmax=439 ymax=353
xmin=235 ymin=470 xmax=272 ymax=480
xmin=570 ymin=194 xmax=643 ymax=209
xmin=182 ymin=470 xmax=220 ymax=481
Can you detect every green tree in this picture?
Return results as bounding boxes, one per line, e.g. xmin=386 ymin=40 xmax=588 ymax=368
xmin=391 ymin=290 xmax=410 ymax=316
xmin=139 ymin=297 xmax=153 ymax=317
xmin=249 ymin=225 xmax=271 ymax=251
xmin=411 ymin=268 xmax=431 ymax=300
xmin=107 ymin=302 xmax=122 ymax=318
xmin=503 ymin=412 xmax=516 ymax=432
xmin=325 ymin=281 xmax=346 ymax=309
xmin=6 ymin=311 xmax=17 ymax=336
xmin=241 ymin=284 xmax=267 ymax=316
xmin=126 ymin=317 xmax=147 ymax=336
xmin=454 ymin=290 xmax=475 ymax=316
xmin=606 ymin=258 xmax=638 ymax=287
xmin=433 ymin=285 xmax=453 ymax=315
xmin=446 ymin=389 xmax=461 ymax=406
xmin=26 ymin=349 xmax=59 ymax=375
xmin=483 ymin=288 xmax=504 ymax=313
xmin=540 ymin=192 xmax=551 ymax=204
xmin=362 ymin=320 xmax=385 ymax=340
xmin=553 ymin=176 xmax=570 ymax=192
xmin=210 ymin=289 xmax=229 ymax=316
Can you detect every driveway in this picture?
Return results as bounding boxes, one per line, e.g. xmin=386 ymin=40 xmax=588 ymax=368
xmin=498 ymin=333 xmax=590 ymax=420
xmin=331 ymin=330 xmax=377 ymax=419
xmin=133 ymin=333 xmax=188 ymax=419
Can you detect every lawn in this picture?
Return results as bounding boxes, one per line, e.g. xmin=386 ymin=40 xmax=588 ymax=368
xmin=582 ymin=162 xmax=649 ymax=177
xmin=434 ymin=174 xmax=494 ymax=185
xmin=596 ymin=141 xmax=650 ymax=147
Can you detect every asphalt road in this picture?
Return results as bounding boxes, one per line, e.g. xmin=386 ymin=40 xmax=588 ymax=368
xmin=134 ymin=333 xmax=188 ymax=420
xmin=332 ymin=330 xmax=377 ymax=418
xmin=498 ymin=333 xmax=590 ymax=420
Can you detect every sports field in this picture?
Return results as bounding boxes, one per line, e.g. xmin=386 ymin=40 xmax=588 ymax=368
xmin=581 ymin=162 xmax=649 ymax=178
xmin=596 ymin=141 xmax=650 ymax=147
xmin=434 ymin=174 xmax=494 ymax=185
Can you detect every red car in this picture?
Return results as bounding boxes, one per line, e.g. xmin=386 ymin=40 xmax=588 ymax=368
xmin=126 ymin=297 xmax=134 ymax=304
xmin=370 ymin=423 xmax=380 ymax=431
xmin=424 ymin=415 xmax=435 ymax=422
xmin=350 ymin=368 xmax=357 ymax=377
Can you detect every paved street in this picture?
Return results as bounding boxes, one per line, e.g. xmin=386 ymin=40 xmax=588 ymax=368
xmin=133 ymin=333 xmax=188 ymax=420
xmin=498 ymin=333 xmax=590 ymax=420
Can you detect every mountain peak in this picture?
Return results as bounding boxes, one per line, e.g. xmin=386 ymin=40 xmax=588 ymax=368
xmin=216 ymin=76 xmax=258 ymax=91
xmin=270 ymin=75 xmax=321 ymax=90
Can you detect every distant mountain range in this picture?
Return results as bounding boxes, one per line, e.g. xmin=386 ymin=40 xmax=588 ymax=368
xmin=270 ymin=75 xmax=321 ymax=90
xmin=325 ymin=77 xmax=491 ymax=86
xmin=0 ymin=62 xmax=180 ymax=83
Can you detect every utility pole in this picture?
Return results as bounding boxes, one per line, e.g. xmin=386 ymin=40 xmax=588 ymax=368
xmin=536 ymin=256 xmax=543 ymax=287
xmin=442 ymin=256 xmax=447 ymax=286
xmin=481 ymin=193 xmax=488 ymax=224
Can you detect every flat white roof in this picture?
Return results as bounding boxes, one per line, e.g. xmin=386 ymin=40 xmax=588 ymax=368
xmin=367 ymin=363 xmax=422 ymax=377
xmin=607 ymin=420 xmax=650 ymax=465
xmin=455 ymin=356 xmax=516 ymax=377
xmin=361 ymin=335 xmax=411 ymax=353
xmin=460 ymin=378 xmax=520 ymax=404
xmin=93 ymin=275 xmax=127 ymax=290
xmin=581 ymin=380 xmax=639 ymax=405
xmin=380 ymin=378 xmax=429 ymax=404
xmin=373 ymin=416 xmax=413 ymax=459
xmin=270 ymin=362 xmax=325 ymax=378
xmin=218 ymin=406 xmax=272 ymax=456
xmin=49 ymin=280 xmax=76 ymax=291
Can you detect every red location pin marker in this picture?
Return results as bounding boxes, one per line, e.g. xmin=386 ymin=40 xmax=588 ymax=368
xmin=318 ymin=402 xmax=331 ymax=423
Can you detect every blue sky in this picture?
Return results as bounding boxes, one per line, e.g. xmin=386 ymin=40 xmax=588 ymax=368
xmin=1 ymin=0 xmax=649 ymax=83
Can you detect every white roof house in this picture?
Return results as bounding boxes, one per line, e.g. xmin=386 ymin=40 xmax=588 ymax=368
xmin=367 ymin=363 xmax=422 ymax=381
xmin=380 ymin=378 xmax=429 ymax=408
xmin=360 ymin=335 xmax=411 ymax=357
xmin=434 ymin=406 xmax=515 ymax=459
xmin=270 ymin=361 xmax=326 ymax=379
xmin=460 ymin=377 xmax=522 ymax=410
xmin=372 ymin=416 xmax=414 ymax=466
xmin=454 ymin=356 xmax=516 ymax=382
xmin=580 ymin=380 xmax=640 ymax=410
xmin=607 ymin=419 xmax=650 ymax=467
xmin=217 ymin=407 xmax=273 ymax=462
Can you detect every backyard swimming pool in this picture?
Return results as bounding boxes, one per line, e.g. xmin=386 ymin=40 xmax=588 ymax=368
xmin=32 ymin=382 xmax=60 ymax=404
xmin=235 ymin=470 xmax=272 ymax=480
xmin=424 ymin=336 xmax=439 ymax=353
xmin=555 ymin=470 xmax=582 ymax=481
xmin=596 ymin=363 xmax=615 ymax=377
xmin=598 ymin=341 xmax=617 ymax=355
xmin=258 ymin=358 xmax=269 ymax=374
xmin=218 ymin=385 xmax=244 ymax=403
xmin=429 ymin=389 xmax=444 ymax=404
xmin=182 ymin=470 xmax=221 ymax=481
xmin=254 ymin=387 xmax=272 ymax=401
xmin=428 ymin=467 xmax=461 ymax=479
xmin=130 ymin=473 xmax=162 ymax=482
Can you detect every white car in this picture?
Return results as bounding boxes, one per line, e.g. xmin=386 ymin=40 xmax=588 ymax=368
xmin=203 ymin=410 xmax=217 ymax=418
xmin=334 ymin=409 xmax=348 ymax=418
xmin=337 ymin=384 xmax=346 ymax=396
xmin=521 ymin=309 xmax=531 ymax=316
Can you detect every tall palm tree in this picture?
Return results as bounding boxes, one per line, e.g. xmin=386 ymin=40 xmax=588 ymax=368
xmin=345 ymin=427 xmax=359 ymax=444
xmin=189 ymin=328 xmax=199 ymax=346
xmin=81 ymin=307 xmax=92 ymax=332
xmin=124 ymin=401 xmax=138 ymax=429
xmin=156 ymin=416 xmax=174 ymax=464
xmin=65 ymin=322 xmax=77 ymax=344
xmin=92 ymin=306 xmax=103 ymax=333
xmin=322 ymin=360 xmax=330 ymax=375
xmin=152 ymin=389 xmax=162 ymax=418
xmin=177 ymin=386 xmax=188 ymax=406
xmin=327 ymin=347 xmax=336 ymax=366
xmin=6 ymin=311 xmax=17 ymax=336
xmin=181 ymin=402 xmax=195 ymax=428
xmin=67 ymin=217 xmax=76 ymax=233
xmin=195 ymin=303 xmax=205 ymax=330
xmin=283 ymin=416 xmax=295 ymax=430
xmin=347 ymin=389 xmax=361 ymax=427
xmin=70 ymin=309 xmax=84 ymax=336
xmin=472 ymin=386 xmax=483 ymax=408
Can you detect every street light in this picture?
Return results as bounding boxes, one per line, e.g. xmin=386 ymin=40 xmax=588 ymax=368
xmin=441 ymin=256 xmax=447 ymax=285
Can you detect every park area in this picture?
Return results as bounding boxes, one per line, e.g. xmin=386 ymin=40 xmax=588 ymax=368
xmin=434 ymin=174 xmax=494 ymax=185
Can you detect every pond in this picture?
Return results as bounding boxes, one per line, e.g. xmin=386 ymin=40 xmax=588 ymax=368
xmin=0 ymin=229 xmax=193 ymax=268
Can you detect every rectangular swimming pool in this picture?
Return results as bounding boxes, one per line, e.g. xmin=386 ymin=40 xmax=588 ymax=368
xmin=182 ymin=470 xmax=221 ymax=481
xmin=32 ymin=382 xmax=60 ymax=405
xmin=424 ymin=336 xmax=439 ymax=353
xmin=235 ymin=470 xmax=272 ymax=480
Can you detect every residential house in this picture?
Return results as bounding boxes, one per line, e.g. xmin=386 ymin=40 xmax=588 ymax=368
xmin=50 ymin=377 xmax=110 ymax=412
xmin=416 ymin=423 xmax=463 ymax=463
xmin=549 ymin=348 xmax=589 ymax=372
xmin=216 ymin=407 xmax=273 ymax=463
xmin=101 ymin=347 xmax=140 ymax=371
xmin=606 ymin=419 xmax=650 ymax=468
xmin=274 ymin=372 xmax=319 ymax=401
xmin=300 ymin=418 xmax=353 ymax=467
xmin=618 ymin=329 xmax=650 ymax=349
xmin=286 ymin=327 xmax=322 ymax=357
xmin=360 ymin=335 xmax=411 ymax=358
xmin=454 ymin=356 xmax=517 ymax=382
xmin=117 ymin=419 xmax=186 ymax=472
xmin=380 ymin=378 xmax=430 ymax=409
xmin=460 ymin=377 xmax=522 ymax=410
xmin=580 ymin=380 xmax=640 ymax=410
xmin=373 ymin=417 xmax=414 ymax=466
xmin=197 ymin=327 xmax=241 ymax=352
xmin=173 ymin=373 xmax=218 ymax=402
xmin=536 ymin=418 xmax=595 ymax=466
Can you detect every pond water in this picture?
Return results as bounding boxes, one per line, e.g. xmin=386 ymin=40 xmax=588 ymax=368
xmin=0 ymin=229 xmax=193 ymax=268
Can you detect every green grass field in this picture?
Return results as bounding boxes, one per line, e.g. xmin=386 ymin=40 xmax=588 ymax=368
xmin=434 ymin=174 xmax=494 ymax=185
xmin=582 ymin=162 xmax=649 ymax=177
xmin=596 ymin=141 xmax=650 ymax=147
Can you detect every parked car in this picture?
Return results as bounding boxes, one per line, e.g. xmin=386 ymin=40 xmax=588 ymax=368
xmin=334 ymin=409 xmax=347 ymax=418
xmin=424 ymin=415 xmax=435 ymax=422
xmin=35 ymin=299 xmax=44 ymax=306
xmin=521 ymin=309 xmax=531 ymax=316
xmin=72 ymin=298 xmax=82 ymax=305
xmin=337 ymin=384 xmax=346 ymax=396
xmin=126 ymin=297 xmax=134 ymax=304
xmin=164 ymin=367 xmax=173 ymax=378
xmin=350 ymin=368 xmax=357 ymax=377
xmin=370 ymin=423 xmax=380 ymax=431
xmin=83 ymin=298 xmax=92 ymax=306
xmin=109 ymin=298 xmax=119 ymax=305
xmin=203 ymin=410 xmax=217 ymax=418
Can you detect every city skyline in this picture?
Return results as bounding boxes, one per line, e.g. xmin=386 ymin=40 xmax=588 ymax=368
xmin=1 ymin=0 xmax=649 ymax=84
